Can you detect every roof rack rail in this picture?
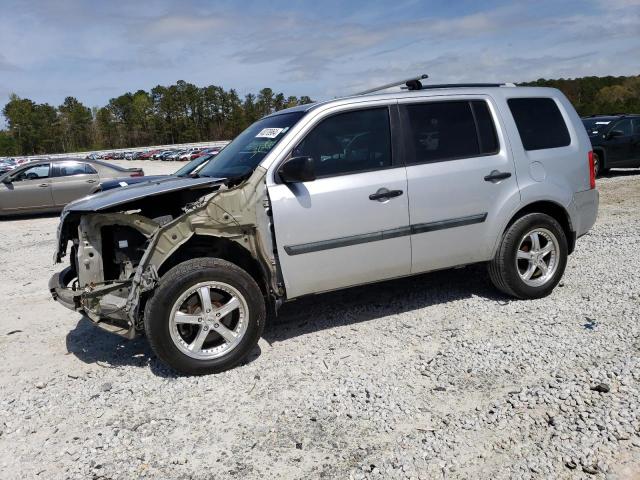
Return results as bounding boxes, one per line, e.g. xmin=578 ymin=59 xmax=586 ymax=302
xmin=354 ymin=74 xmax=429 ymax=95
xmin=417 ymin=83 xmax=515 ymax=89
xmin=354 ymin=77 xmax=516 ymax=96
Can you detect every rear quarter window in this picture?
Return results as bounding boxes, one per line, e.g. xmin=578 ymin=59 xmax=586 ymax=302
xmin=508 ymin=98 xmax=571 ymax=151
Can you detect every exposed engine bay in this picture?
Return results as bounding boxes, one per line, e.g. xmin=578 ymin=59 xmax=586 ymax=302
xmin=50 ymin=170 xmax=280 ymax=338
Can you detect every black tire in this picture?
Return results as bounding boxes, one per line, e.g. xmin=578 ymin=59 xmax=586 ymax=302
xmin=488 ymin=213 xmax=568 ymax=299
xmin=593 ymin=151 xmax=609 ymax=177
xmin=144 ymin=257 xmax=265 ymax=375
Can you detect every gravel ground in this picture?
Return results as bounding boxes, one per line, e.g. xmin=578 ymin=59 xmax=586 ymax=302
xmin=0 ymin=162 xmax=639 ymax=479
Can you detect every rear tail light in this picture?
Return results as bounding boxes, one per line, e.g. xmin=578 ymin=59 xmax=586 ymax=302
xmin=130 ymin=171 xmax=144 ymax=177
xmin=588 ymin=151 xmax=596 ymax=189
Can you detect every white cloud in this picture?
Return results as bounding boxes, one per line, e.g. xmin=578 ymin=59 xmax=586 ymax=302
xmin=0 ymin=0 xmax=638 ymax=110
xmin=140 ymin=15 xmax=226 ymax=38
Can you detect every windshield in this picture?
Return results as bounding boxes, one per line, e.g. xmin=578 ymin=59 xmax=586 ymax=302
xmin=173 ymin=154 xmax=214 ymax=177
xmin=197 ymin=111 xmax=305 ymax=179
xmin=582 ymin=118 xmax=613 ymax=135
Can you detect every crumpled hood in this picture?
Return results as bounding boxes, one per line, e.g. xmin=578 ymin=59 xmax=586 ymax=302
xmin=64 ymin=176 xmax=225 ymax=213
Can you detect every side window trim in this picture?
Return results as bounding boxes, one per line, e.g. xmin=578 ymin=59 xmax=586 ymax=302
xmin=469 ymin=100 xmax=484 ymax=153
xmin=470 ymin=100 xmax=500 ymax=155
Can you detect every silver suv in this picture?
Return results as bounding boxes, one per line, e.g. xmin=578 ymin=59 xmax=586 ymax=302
xmin=49 ymin=80 xmax=599 ymax=375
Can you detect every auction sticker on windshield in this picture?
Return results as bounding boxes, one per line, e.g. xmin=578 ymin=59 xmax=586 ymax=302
xmin=256 ymin=128 xmax=284 ymax=138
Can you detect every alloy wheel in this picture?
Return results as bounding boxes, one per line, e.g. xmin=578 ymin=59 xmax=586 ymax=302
xmin=169 ymin=281 xmax=249 ymax=360
xmin=515 ymin=228 xmax=560 ymax=287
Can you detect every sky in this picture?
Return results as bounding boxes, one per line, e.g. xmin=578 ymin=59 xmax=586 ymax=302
xmin=0 ymin=0 xmax=639 ymax=115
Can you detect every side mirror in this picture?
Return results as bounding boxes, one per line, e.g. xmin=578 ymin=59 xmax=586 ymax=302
xmin=607 ymin=130 xmax=624 ymax=139
xmin=278 ymin=156 xmax=316 ymax=183
xmin=2 ymin=176 xmax=12 ymax=184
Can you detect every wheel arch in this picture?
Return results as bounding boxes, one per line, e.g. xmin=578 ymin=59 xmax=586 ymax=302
xmin=156 ymin=234 xmax=267 ymax=294
xmin=497 ymin=200 xmax=575 ymax=256
xmin=593 ymin=147 xmax=607 ymax=169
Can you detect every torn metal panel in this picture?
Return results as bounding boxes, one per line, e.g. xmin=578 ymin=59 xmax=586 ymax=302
xmin=50 ymin=165 xmax=282 ymax=339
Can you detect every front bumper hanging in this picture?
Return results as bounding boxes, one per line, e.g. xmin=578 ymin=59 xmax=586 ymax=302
xmin=48 ymin=267 xmax=81 ymax=311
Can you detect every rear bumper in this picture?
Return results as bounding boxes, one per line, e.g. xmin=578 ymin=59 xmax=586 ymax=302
xmin=48 ymin=267 xmax=82 ymax=311
xmin=570 ymin=188 xmax=599 ymax=238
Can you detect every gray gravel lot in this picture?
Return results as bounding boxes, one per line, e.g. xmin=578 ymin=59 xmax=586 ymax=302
xmin=0 ymin=162 xmax=639 ymax=479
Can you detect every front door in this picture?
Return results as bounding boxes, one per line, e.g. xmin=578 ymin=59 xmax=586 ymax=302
xmin=268 ymin=105 xmax=411 ymax=298
xmin=399 ymin=98 xmax=520 ymax=273
xmin=605 ymin=119 xmax=633 ymax=166
xmin=0 ymin=163 xmax=53 ymax=213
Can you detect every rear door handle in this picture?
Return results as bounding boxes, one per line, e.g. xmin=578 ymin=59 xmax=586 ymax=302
xmin=38 ymin=183 xmax=48 ymax=188
xmin=369 ymin=188 xmax=403 ymax=201
xmin=484 ymin=170 xmax=512 ymax=183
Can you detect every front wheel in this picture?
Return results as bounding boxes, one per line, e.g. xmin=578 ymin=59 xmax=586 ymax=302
xmin=144 ymin=258 xmax=265 ymax=375
xmin=488 ymin=213 xmax=568 ymax=299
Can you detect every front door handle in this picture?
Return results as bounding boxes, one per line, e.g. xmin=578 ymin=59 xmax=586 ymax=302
xmin=86 ymin=179 xmax=97 ymax=184
xmin=484 ymin=170 xmax=512 ymax=183
xmin=369 ymin=188 xmax=403 ymax=201
xmin=38 ymin=183 xmax=48 ymax=188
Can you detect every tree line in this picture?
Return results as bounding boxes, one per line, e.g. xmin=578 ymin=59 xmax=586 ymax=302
xmin=0 ymin=81 xmax=312 ymax=156
xmin=519 ymin=75 xmax=640 ymax=116
xmin=1 ymin=75 xmax=638 ymax=157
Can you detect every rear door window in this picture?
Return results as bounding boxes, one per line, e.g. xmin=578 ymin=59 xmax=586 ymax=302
xmin=401 ymin=100 xmax=499 ymax=164
xmin=56 ymin=162 xmax=88 ymax=177
xmin=507 ymin=98 xmax=570 ymax=150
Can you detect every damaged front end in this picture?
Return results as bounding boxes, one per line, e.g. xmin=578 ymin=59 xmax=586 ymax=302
xmin=49 ymin=170 xmax=280 ymax=338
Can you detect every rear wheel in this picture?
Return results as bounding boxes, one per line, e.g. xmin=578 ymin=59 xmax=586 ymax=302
xmin=144 ymin=258 xmax=265 ymax=375
xmin=593 ymin=151 xmax=608 ymax=177
xmin=488 ymin=213 xmax=568 ymax=299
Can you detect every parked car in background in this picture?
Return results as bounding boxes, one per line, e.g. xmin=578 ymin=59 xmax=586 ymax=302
xmin=0 ymin=159 xmax=144 ymax=216
xmin=582 ymin=114 xmax=640 ymax=176
xmin=153 ymin=150 xmax=173 ymax=160
xmin=0 ymin=158 xmax=18 ymax=175
xmin=167 ymin=150 xmax=186 ymax=161
xmin=139 ymin=150 xmax=157 ymax=160
xmin=50 ymin=82 xmax=598 ymax=374
xmin=179 ymin=148 xmax=201 ymax=161
xmin=97 ymin=153 xmax=218 ymax=191
xmin=192 ymin=147 xmax=221 ymax=159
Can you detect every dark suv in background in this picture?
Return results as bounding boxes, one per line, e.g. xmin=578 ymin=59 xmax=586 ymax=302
xmin=582 ymin=114 xmax=640 ymax=176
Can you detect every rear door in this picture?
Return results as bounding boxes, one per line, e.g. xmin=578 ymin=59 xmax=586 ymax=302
xmin=399 ymin=97 xmax=520 ymax=273
xmin=268 ymin=104 xmax=411 ymax=298
xmin=0 ymin=163 xmax=53 ymax=213
xmin=51 ymin=161 xmax=99 ymax=206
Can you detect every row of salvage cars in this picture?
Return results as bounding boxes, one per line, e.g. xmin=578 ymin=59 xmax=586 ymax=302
xmin=0 ymin=154 xmax=218 ymax=216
